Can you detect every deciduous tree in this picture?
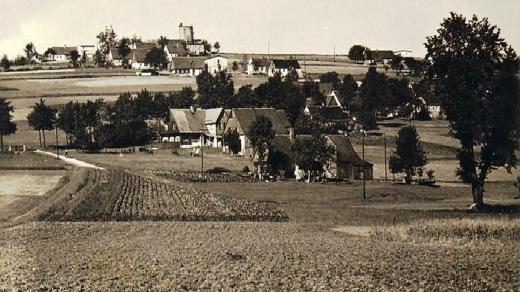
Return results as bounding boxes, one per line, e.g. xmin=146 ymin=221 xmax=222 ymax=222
xmin=425 ymin=13 xmax=519 ymax=210
xmin=389 ymin=126 xmax=427 ymax=184
xmin=0 ymin=98 xmax=17 ymax=152
xmin=27 ymin=98 xmax=56 ymax=149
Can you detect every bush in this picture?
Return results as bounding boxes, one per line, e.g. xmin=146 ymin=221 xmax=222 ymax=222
xmin=206 ymin=167 xmax=231 ymax=174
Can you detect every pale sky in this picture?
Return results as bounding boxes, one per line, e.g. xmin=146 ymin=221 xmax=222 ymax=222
xmin=1 ymin=0 xmax=519 ymax=58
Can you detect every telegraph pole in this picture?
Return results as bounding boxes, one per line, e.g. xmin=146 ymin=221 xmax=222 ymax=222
xmin=333 ymin=44 xmax=336 ymax=62
xmin=384 ymin=135 xmax=387 ymax=181
xmin=362 ymin=131 xmax=366 ymax=200
xmin=55 ymin=122 xmax=59 ymax=158
xmin=200 ymin=129 xmax=204 ymax=173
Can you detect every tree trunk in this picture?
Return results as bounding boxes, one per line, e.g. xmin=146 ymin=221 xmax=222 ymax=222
xmin=0 ymin=134 xmax=3 ymax=152
xmin=405 ymin=169 xmax=412 ymax=184
xmin=38 ymin=130 xmax=42 ymax=148
xmin=42 ymin=130 xmax=46 ymax=149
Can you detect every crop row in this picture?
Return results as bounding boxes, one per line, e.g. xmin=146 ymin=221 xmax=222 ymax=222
xmin=43 ymin=169 xmax=287 ymax=222
xmin=147 ymin=169 xmax=258 ymax=183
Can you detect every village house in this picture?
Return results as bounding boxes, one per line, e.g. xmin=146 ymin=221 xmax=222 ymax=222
xmin=161 ymin=107 xmax=226 ymax=148
xmin=325 ymin=135 xmax=373 ymax=180
xmin=204 ymin=55 xmax=228 ymax=74
xmin=164 ymin=40 xmax=188 ymax=61
xmin=223 ymin=108 xmax=291 ymax=157
xmin=48 ymin=46 xmax=76 ymax=62
xmin=268 ymin=59 xmax=303 ymax=78
xmin=107 ymin=49 xmax=122 ymax=67
xmin=247 ymin=57 xmax=270 ymax=75
xmin=170 ymin=57 xmax=205 ymax=76
xmin=127 ymin=49 xmax=151 ymax=70
xmin=365 ymin=50 xmax=395 ymax=65
xmin=77 ymin=45 xmax=97 ymax=60
xmin=304 ymin=105 xmax=351 ymax=132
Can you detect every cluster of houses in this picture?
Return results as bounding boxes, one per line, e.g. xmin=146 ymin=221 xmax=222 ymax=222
xmin=159 ymin=98 xmax=373 ymax=180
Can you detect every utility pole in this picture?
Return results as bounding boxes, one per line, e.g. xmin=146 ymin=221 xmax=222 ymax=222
xmin=200 ymin=128 xmax=204 ymax=173
xmin=384 ymin=135 xmax=387 ymax=181
xmin=267 ymin=41 xmax=270 ymax=60
xmin=55 ymin=112 xmax=59 ymax=158
xmin=333 ymin=44 xmax=336 ymax=62
xmin=362 ymin=131 xmax=366 ymax=200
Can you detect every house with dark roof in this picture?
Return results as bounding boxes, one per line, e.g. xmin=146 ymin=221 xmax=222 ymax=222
xmin=223 ymin=108 xmax=291 ymax=156
xmin=107 ymin=49 xmax=122 ymax=67
xmin=170 ymin=57 xmax=205 ymax=76
xmin=48 ymin=46 xmax=77 ymax=62
xmin=164 ymin=40 xmax=188 ymax=60
xmin=161 ymin=107 xmax=225 ymax=148
xmin=304 ymin=106 xmax=351 ymax=133
xmin=268 ymin=59 xmax=303 ymax=78
xmin=326 ymin=135 xmax=373 ymax=180
xmin=365 ymin=50 xmax=395 ymax=65
xmin=128 ymin=49 xmax=151 ymax=70
xmin=247 ymin=57 xmax=270 ymax=75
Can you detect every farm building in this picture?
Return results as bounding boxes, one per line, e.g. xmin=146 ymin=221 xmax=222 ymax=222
xmin=161 ymin=107 xmax=226 ymax=148
xmin=107 ymin=49 xmax=122 ymax=67
xmin=304 ymin=106 xmax=351 ymax=132
xmin=204 ymin=55 xmax=228 ymax=74
xmin=325 ymin=91 xmax=343 ymax=108
xmin=170 ymin=57 xmax=205 ymax=76
xmin=247 ymin=57 xmax=270 ymax=75
xmin=326 ymin=135 xmax=373 ymax=180
xmin=127 ymin=49 xmax=151 ymax=70
xmin=130 ymin=41 xmax=157 ymax=50
xmin=47 ymin=46 xmax=76 ymax=62
xmin=164 ymin=40 xmax=188 ymax=60
xmin=77 ymin=45 xmax=97 ymax=60
xmin=223 ymin=108 xmax=291 ymax=157
xmin=268 ymin=59 xmax=303 ymax=78
xmin=365 ymin=50 xmax=395 ymax=65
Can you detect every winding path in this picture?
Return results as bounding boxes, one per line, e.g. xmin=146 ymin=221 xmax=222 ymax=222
xmin=35 ymin=150 xmax=104 ymax=170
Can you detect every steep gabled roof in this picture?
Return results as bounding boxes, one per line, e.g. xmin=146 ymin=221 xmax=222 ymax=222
xmin=306 ymin=106 xmax=348 ymax=121
xmin=271 ymin=59 xmax=301 ymax=69
xmin=51 ymin=46 xmax=76 ymax=55
xmin=134 ymin=41 xmax=157 ymax=50
xmin=253 ymin=58 xmax=270 ymax=68
xmin=232 ymin=108 xmax=290 ymax=135
xmin=204 ymin=108 xmax=224 ymax=124
xmin=165 ymin=40 xmax=188 ymax=56
xmin=327 ymin=135 xmax=373 ymax=166
xmin=169 ymin=108 xmax=205 ymax=133
xmin=370 ymin=50 xmax=395 ymax=60
xmin=128 ymin=49 xmax=148 ymax=63
xmin=171 ymin=57 xmax=205 ymax=70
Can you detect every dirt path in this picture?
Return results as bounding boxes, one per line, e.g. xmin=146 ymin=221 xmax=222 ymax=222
xmin=35 ymin=150 xmax=104 ymax=170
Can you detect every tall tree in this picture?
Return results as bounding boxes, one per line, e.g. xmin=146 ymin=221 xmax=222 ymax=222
xmin=425 ymin=13 xmax=519 ymax=210
xmin=247 ymin=115 xmax=275 ymax=178
xmin=168 ymin=87 xmax=195 ymax=109
xmin=145 ymin=47 xmax=168 ymax=70
xmin=390 ymin=55 xmax=403 ymax=74
xmin=223 ymin=129 xmax=241 ymax=155
xmin=359 ymin=67 xmax=389 ymax=129
xmin=348 ymin=45 xmax=367 ymax=64
xmin=158 ymin=36 xmax=169 ymax=49
xmin=292 ymin=133 xmax=334 ymax=182
xmin=339 ymin=74 xmax=358 ymax=107
xmin=319 ymin=71 xmax=340 ymax=89
xmin=69 ymin=50 xmax=80 ymax=68
xmin=389 ymin=126 xmax=427 ymax=184
xmin=96 ymin=26 xmax=117 ymax=67
xmin=0 ymin=55 xmax=10 ymax=70
xmin=234 ymin=84 xmax=257 ymax=107
xmin=24 ymin=42 xmax=37 ymax=64
xmin=213 ymin=42 xmax=220 ymax=53
xmin=0 ymin=98 xmax=17 ymax=152
xmin=27 ymin=98 xmax=56 ymax=149
xmin=118 ymin=37 xmax=131 ymax=68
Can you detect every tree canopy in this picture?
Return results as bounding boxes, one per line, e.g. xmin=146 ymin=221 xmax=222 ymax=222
xmin=425 ymin=13 xmax=519 ymax=210
xmin=389 ymin=126 xmax=427 ymax=184
xmin=0 ymin=98 xmax=17 ymax=152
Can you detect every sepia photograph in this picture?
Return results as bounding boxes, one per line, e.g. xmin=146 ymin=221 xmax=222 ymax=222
xmin=0 ymin=0 xmax=519 ymax=290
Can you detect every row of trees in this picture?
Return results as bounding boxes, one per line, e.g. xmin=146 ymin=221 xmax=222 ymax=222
xmin=24 ymin=88 xmax=198 ymax=151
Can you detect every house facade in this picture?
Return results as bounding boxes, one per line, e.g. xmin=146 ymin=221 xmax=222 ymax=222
xmin=77 ymin=45 xmax=97 ymax=60
xmin=247 ymin=58 xmax=270 ymax=75
xmin=164 ymin=40 xmax=188 ymax=61
xmin=170 ymin=57 xmax=205 ymax=76
xmin=223 ymin=108 xmax=291 ymax=157
xmin=204 ymin=55 xmax=228 ymax=74
xmin=326 ymin=135 xmax=373 ymax=180
xmin=127 ymin=49 xmax=151 ymax=70
xmin=48 ymin=46 xmax=76 ymax=62
xmin=268 ymin=59 xmax=303 ymax=78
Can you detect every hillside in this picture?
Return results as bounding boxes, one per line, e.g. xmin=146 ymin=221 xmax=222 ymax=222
xmin=32 ymin=168 xmax=288 ymax=222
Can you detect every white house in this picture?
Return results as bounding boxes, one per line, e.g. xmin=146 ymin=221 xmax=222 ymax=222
xmin=170 ymin=57 xmax=205 ymax=76
xmin=107 ymin=49 xmax=123 ymax=67
xmin=247 ymin=57 xmax=270 ymax=75
xmin=394 ymin=50 xmax=413 ymax=58
xmin=127 ymin=49 xmax=151 ymax=70
xmin=268 ymin=59 xmax=302 ymax=78
xmin=48 ymin=46 xmax=76 ymax=62
xmin=164 ymin=40 xmax=188 ymax=61
xmin=77 ymin=45 xmax=97 ymax=60
xmin=204 ymin=55 xmax=228 ymax=74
